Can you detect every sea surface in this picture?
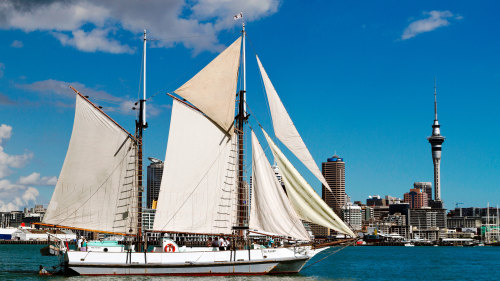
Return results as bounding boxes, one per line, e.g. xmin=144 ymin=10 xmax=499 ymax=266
xmin=1 ymin=245 xmax=499 ymax=280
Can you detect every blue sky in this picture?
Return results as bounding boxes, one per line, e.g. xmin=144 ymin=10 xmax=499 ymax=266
xmin=0 ymin=0 xmax=499 ymax=211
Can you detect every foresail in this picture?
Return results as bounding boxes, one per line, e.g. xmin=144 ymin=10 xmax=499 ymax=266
xmin=43 ymin=94 xmax=137 ymax=235
xmin=262 ymin=129 xmax=355 ymax=237
xmin=256 ymin=55 xmax=332 ymax=192
xmin=175 ymin=37 xmax=242 ymax=134
xmin=153 ymin=100 xmax=237 ymax=234
xmin=249 ymin=131 xmax=310 ymax=241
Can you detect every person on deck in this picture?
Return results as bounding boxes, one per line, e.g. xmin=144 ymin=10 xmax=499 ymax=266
xmin=211 ymin=237 xmax=218 ymax=251
xmin=218 ymin=237 xmax=225 ymax=251
xmin=81 ymin=238 xmax=87 ymax=252
xmin=77 ymin=236 xmax=83 ymax=251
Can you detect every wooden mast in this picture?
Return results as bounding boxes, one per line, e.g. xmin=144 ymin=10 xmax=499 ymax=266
xmin=235 ymin=16 xmax=249 ymax=242
xmin=135 ymin=29 xmax=148 ymax=251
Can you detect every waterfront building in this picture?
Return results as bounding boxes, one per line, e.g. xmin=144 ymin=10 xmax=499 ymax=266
xmin=372 ymin=206 xmax=390 ymax=221
xmin=142 ymin=208 xmax=156 ymax=231
xmin=12 ymin=228 xmax=76 ymax=241
xmin=361 ymin=206 xmax=374 ymax=225
xmin=427 ymin=81 xmax=445 ymax=206
xmin=341 ymin=203 xmax=362 ymax=231
xmin=366 ymin=195 xmax=384 ymax=207
xmin=147 ymin=157 xmax=164 ymax=209
xmin=322 ymin=155 xmax=345 ymax=216
xmin=447 ymin=217 xmax=481 ymax=229
xmin=409 ymin=207 xmax=446 ymax=229
xmin=383 ymin=213 xmax=406 ymax=226
xmin=308 ymin=222 xmax=329 ymax=238
xmin=414 ymin=182 xmax=432 ymax=202
xmin=404 ymin=188 xmax=428 ymax=208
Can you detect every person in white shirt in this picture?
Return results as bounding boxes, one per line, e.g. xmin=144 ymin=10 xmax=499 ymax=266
xmin=77 ymin=237 xmax=83 ymax=251
xmin=218 ymin=237 xmax=225 ymax=251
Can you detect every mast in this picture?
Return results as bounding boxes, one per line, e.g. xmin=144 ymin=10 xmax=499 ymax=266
xmin=236 ymin=15 xmax=249 ymax=235
xmin=135 ymin=29 xmax=148 ymax=249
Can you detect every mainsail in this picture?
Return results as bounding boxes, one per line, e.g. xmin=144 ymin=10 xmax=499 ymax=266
xmin=249 ymin=131 xmax=310 ymax=241
xmin=152 ymin=100 xmax=237 ymax=234
xmin=256 ymin=56 xmax=332 ymax=192
xmin=43 ymin=94 xmax=138 ymax=234
xmin=175 ymin=37 xmax=242 ymax=134
xmin=262 ymin=129 xmax=355 ymax=237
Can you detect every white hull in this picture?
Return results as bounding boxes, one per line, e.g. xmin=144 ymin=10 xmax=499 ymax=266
xmin=65 ymin=247 xmax=320 ymax=276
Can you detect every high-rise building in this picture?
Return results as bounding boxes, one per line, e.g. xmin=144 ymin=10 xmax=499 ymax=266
xmin=147 ymin=157 xmax=164 ymax=209
xmin=404 ymin=188 xmax=428 ymax=208
xmin=414 ymin=182 xmax=432 ymax=202
xmin=322 ymin=154 xmax=345 ymax=216
xmin=341 ymin=203 xmax=362 ymax=231
xmin=427 ymin=81 xmax=445 ymax=205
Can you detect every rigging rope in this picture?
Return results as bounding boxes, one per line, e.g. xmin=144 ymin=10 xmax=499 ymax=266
xmin=302 ymin=243 xmax=351 ymax=271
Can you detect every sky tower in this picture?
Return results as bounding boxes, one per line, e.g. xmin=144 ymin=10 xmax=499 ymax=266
xmin=427 ymin=80 xmax=445 ymax=204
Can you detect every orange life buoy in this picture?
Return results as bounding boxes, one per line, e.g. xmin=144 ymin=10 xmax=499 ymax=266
xmin=164 ymin=243 xmax=176 ymax=252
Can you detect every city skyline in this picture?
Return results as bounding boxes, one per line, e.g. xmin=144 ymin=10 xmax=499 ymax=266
xmin=1 ymin=1 xmax=499 ymax=211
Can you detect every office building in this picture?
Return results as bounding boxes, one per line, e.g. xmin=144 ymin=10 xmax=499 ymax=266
xmin=341 ymin=203 xmax=362 ymax=231
xmin=404 ymin=188 xmax=428 ymax=208
xmin=147 ymin=157 xmax=164 ymax=209
xmin=322 ymin=154 xmax=345 ymax=216
xmin=414 ymin=182 xmax=432 ymax=202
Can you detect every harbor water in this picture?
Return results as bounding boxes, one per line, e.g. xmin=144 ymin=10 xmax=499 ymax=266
xmin=1 ymin=244 xmax=499 ymax=280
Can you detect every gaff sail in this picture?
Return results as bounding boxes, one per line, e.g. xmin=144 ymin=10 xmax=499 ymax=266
xmin=43 ymin=94 xmax=138 ymax=235
xmin=175 ymin=37 xmax=242 ymax=134
xmin=152 ymin=100 xmax=237 ymax=234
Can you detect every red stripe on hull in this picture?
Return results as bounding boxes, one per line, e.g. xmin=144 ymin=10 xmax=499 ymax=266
xmin=81 ymin=272 xmax=269 ymax=276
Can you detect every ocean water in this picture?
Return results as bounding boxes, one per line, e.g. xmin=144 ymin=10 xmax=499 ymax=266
xmin=1 ymin=245 xmax=499 ymax=280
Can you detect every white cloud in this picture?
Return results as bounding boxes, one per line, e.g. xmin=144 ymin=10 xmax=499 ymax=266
xmin=0 ymin=0 xmax=279 ymax=54
xmin=18 ymin=172 xmax=57 ymax=186
xmin=0 ymin=124 xmax=33 ymax=178
xmin=401 ymin=10 xmax=462 ymax=40
xmin=0 ymin=124 xmax=56 ymax=211
xmin=10 ymin=40 xmax=23 ymax=48
xmin=17 ymin=79 xmax=122 ymax=102
xmin=53 ymin=29 xmax=134 ymax=54
xmin=0 ymin=124 xmax=12 ymax=143
xmin=16 ymin=79 xmax=167 ymax=116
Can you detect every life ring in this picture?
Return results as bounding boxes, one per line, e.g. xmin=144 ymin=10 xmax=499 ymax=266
xmin=164 ymin=243 xmax=176 ymax=252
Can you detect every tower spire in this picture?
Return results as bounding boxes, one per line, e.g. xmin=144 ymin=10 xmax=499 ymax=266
xmin=427 ymin=79 xmax=445 ymax=206
xmin=434 ymin=77 xmax=437 ymax=121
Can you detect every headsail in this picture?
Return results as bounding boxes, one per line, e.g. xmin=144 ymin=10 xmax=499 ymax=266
xmin=175 ymin=37 xmax=242 ymax=134
xmin=256 ymin=56 xmax=332 ymax=192
xmin=43 ymin=94 xmax=137 ymax=235
xmin=262 ymin=128 xmax=355 ymax=237
xmin=249 ymin=131 xmax=310 ymax=241
xmin=153 ymin=100 xmax=237 ymax=234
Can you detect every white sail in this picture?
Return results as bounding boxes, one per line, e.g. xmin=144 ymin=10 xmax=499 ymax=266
xmin=153 ymin=100 xmax=237 ymax=234
xmin=175 ymin=37 xmax=242 ymax=134
xmin=43 ymin=94 xmax=137 ymax=234
xmin=249 ymin=131 xmax=310 ymax=241
xmin=262 ymin=129 xmax=355 ymax=237
xmin=256 ymin=56 xmax=332 ymax=192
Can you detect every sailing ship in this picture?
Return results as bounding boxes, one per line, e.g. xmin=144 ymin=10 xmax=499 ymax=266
xmin=39 ymin=21 xmax=355 ymax=276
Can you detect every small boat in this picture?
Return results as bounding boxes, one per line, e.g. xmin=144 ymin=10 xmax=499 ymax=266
xmin=38 ymin=18 xmax=355 ymax=276
xmin=404 ymin=243 xmax=415 ymax=247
